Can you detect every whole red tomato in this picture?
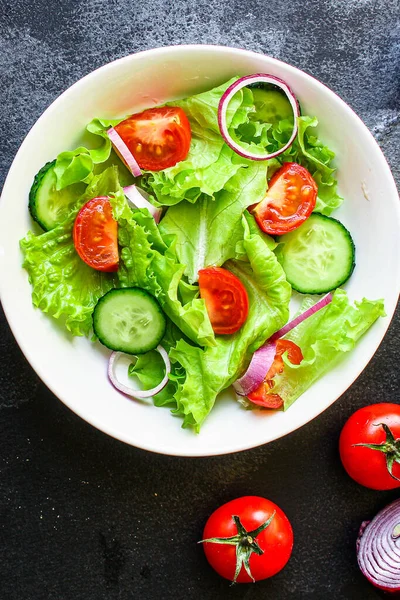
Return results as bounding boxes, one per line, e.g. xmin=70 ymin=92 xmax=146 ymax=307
xmin=339 ymin=403 xmax=400 ymax=490
xmin=201 ymin=496 xmax=293 ymax=583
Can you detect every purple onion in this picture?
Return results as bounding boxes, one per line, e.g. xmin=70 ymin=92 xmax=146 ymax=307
xmin=357 ymin=499 xmax=400 ymax=593
xmin=218 ymin=73 xmax=300 ymax=161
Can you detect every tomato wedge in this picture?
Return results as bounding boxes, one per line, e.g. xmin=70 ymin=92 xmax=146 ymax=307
xmin=247 ymin=340 xmax=303 ymax=408
xmin=253 ymin=162 xmax=317 ymax=235
xmin=198 ymin=267 xmax=249 ymax=335
xmin=73 ymin=196 xmax=119 ymax=272
xmin=114 ymin=106 xmax=191 ymax=171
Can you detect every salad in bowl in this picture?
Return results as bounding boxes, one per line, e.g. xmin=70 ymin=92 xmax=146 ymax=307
xmin=1 ymin=46 xmax=398 ymax=455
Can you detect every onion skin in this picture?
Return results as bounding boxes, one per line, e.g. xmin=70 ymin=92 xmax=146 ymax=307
xmin=357 ymin=499 xmax=400 ymax=594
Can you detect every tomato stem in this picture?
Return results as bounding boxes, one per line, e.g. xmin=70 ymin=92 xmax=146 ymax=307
xmin=199 ymin=511 xmax=276 ymax=583
xmin=353 ymin=423 xmax=400 ymax=481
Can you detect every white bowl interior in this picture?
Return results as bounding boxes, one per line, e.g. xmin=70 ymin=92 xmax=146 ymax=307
xmin=0 ymin=46 xmax=399 ymax=456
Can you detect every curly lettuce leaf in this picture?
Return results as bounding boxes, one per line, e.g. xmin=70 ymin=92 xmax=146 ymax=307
xmin=54 ymin=118 xmax=122 ymax=190
xmin=115 ymin=203 xmax=216 ymax=348
xmin=267 ymin=115 xmax=343 ymax=215
xmin=20 ymin=167 xmax=121 ymax=336
xmin=270 ymin=290 xmax=385 ymax=409
xmin=159 ymin=162 xmax=274 ymax=282
xmin=168 ymin=212 xmax=291 ymax=430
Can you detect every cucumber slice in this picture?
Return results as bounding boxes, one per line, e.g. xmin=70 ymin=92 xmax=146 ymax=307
xmin=93 ymin=288 xmax=166 ymax=354
xmin=277 ymin=213 xmax=355 ymax=294
xmin=29 ymin=161 xmax=85 ymax=231
xmin=250 ymin=87 xmax=294 ymax=126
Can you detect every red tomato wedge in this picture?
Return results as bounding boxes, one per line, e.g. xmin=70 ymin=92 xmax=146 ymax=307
xmin=253 ymin=162 xmax=317 ymax=235
xmin=114 ymin=106 xmax=191 ymax=171
xmin=198 ymin=267 xmax=249 ymax=335
xmin=73 ymin=196 xmax=119 ymax=272
xmin=247 ymin=340 xmax=303 ymax=408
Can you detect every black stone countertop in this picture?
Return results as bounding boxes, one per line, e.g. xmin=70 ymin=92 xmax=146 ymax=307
xmin=0 ymin=1 xmax=399 ymax=599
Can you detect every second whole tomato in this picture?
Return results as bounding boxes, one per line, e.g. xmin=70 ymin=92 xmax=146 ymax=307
xmin=339 ymin=403 xmax=400 ymax=490
xmin=201 ymin=496 xmax=293 ymax=583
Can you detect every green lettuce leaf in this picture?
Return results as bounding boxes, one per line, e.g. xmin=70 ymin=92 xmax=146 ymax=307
xmin=268 ymin=116 xmax=343 ymax=215
xmin=20 ymin=167 xmax=121 ymax=336
xmin=167 ymin=212 xmax=291 ymax=430
xmin=159 ymin=162 xmax=274 ymax=282
xmin=54 ymin=118 xmax=122 ymax=190
xmin=115 ymin=203 xmax=216 ymax=348
xmin=269 ymin=289 xmax=385 ymax=409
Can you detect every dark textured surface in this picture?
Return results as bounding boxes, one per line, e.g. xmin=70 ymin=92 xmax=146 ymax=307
xmin=0 ymin=0 xmax=399 ymax=598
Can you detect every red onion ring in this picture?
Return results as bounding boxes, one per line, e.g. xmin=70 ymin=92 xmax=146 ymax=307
xmin=357 ymin=499 xmax=400 ymax=593
xmin=107 ymin=127 xmax=142 ymax=177
xmin=233 ymin=293 xmax=333 ymax=396
xmin=123 ymin=185 xmax=163 ymax=223
xmin=108 ymin=345 xmax=170 ymax=399
xmin=218 ymin=74 xmax=300 ymax=161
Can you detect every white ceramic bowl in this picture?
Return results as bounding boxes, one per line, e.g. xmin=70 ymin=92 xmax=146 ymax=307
xmin=0 ymin=45 xmax=399 ymax=456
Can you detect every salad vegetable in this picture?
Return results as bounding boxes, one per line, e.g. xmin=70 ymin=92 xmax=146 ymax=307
xmin=93 ymin=287 xmax=166 ymax=354
xmin=114 ymin=106 xmax=191 ymax=171
xmin=357 ymin=499 xmax=400 ymax=593
xmin=123 ymin=185 xmax=162 ymax=223
xmin=218 ymin=74 xmax=300 ymax=160
xmin=252 ymin=162 xmax=317 ymax=235
xmin=339 ymin=404 xmax=400 ymax=490
xmin=276 ymin=213 xmax=356 ymax=294
xmin=198 ymin=267 xmax=249 ymax=335
xmin=247 ymin=339 xmax=303 ymax=409
xmin=108 ymin=345 xmax=171 ymax=399
xmin=107 ymin=127 xmax=142 ymax=177
xmin=29 ymin=160 xmax=86 ymax=231
xmin=73 ymin=196 xmax=119 ymax=272
xmin=200 ymin=496 xmax=293 ymax=583
xmin=233 ymin=291 xmax=333 ymax=398
xmin=20 ymin=74 xmax=385 ymax=431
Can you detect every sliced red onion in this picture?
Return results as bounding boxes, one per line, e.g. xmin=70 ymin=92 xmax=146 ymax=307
xmin=218 ymin=74 xmax=300 ymax=161
xmin=233 ymin=293 xmax=333 ymax=396
xmin=107 ymin=127 xmax=142 ymax=177
xmin=357 ymin=499 xmax=400 ymax=593
xmin=123 ymin=185 xmax=163 ymax=223
xmin=108 ymin=345 xmax=170 ymax=399
xmin=269 ymin=293 xmax=333 ymax=342
xmin=234 ymin=342 xmax=277 ymax=396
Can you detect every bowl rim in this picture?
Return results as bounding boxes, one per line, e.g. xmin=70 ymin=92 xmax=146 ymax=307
xmin=1 ymin=44 xmax=399 ymax=457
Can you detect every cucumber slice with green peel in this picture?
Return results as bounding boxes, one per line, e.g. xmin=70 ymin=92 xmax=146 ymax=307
xmin=277 ymin=213 xmax=355 ymax=294
xmin=29 ymin=160 xmax=85 ymax=231
xmin=93 ymin=288 xmax=166 ymax=354
xmin=250 ymin=87 xmax=294 ymax=126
